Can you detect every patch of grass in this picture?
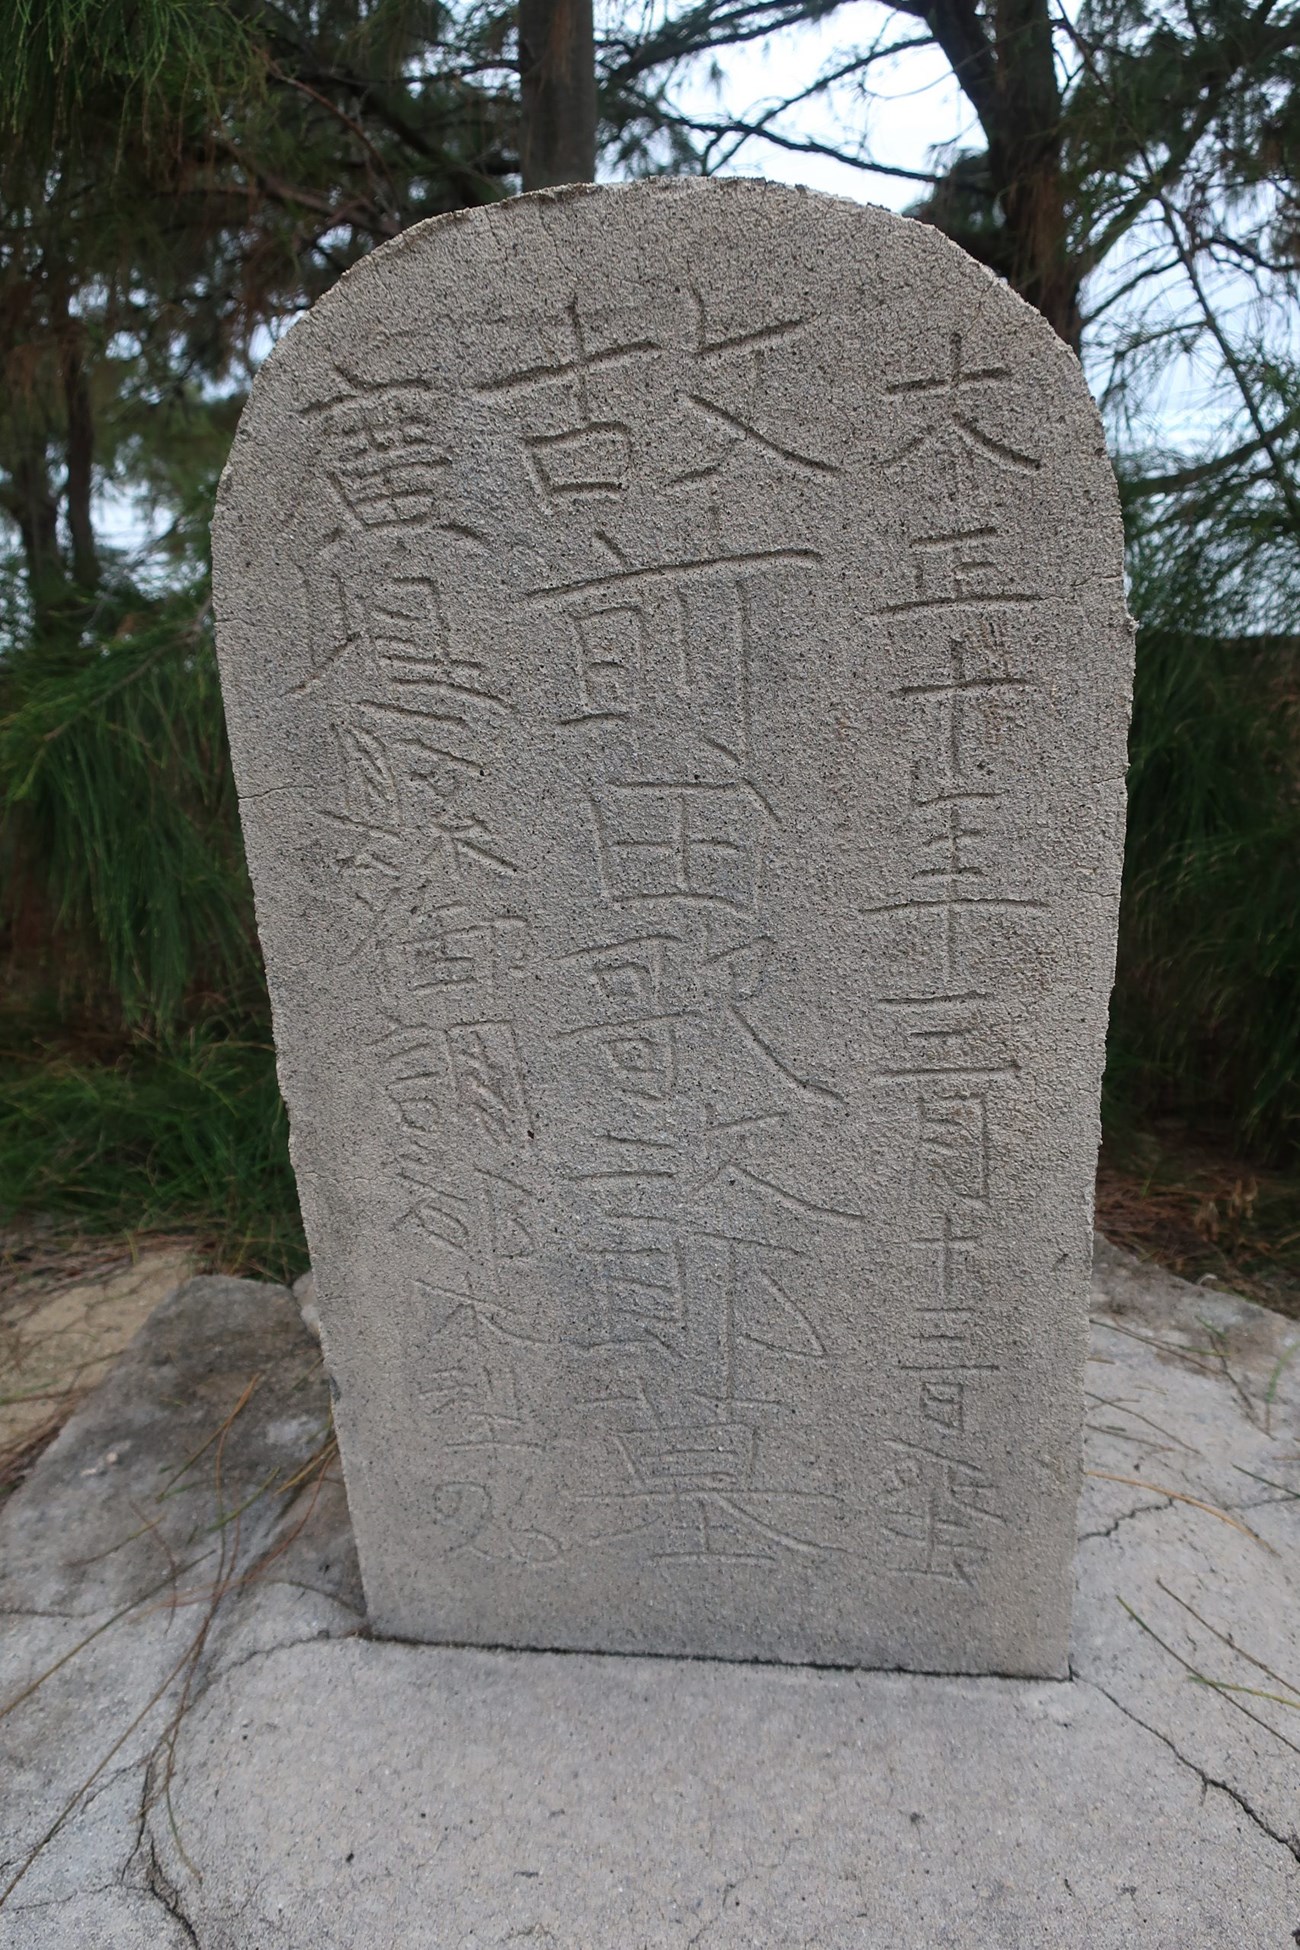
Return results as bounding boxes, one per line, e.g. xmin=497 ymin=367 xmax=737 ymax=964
xmin=0 ymin=577 xmax=303 ymax=1280
xmin=0 ymin=1020 xmax=306 ymax=1283
xmin=1105 ymin=627 xmax=1300 ymax=1161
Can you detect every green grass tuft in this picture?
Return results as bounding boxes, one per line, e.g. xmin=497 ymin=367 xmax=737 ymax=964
xmin=1106 ymin=627 xmax=1300 ymax=1160
xmin=0 ymin=1019 xmax=306 ymax=1283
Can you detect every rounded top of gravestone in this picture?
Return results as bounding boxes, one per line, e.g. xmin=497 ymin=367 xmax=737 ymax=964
xmin=216 ymin=178 xmax=1116 ymax=549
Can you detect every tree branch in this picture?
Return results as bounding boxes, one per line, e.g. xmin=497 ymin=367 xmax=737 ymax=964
xmin=1123 ymin=415 xmax=1300 ymax=499
xmin=676 ymin=112 xmax=947 ymax=183
xmin=912 ymin=0 xmax=1000 ymax=137
xmin=1060 ymin=4 xmax=1300 ymax=529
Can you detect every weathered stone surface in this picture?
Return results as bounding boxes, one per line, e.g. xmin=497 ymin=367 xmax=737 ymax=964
xmin=0 ymin=1274 xmax=351 ymax=1944
xmin=212 ymin=177 xmax=1133 ymax=1673
xmin=0 ymin=1247 xmax=1297 ymax=1945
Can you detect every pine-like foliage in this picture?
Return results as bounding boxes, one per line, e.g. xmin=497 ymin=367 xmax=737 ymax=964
xmin=0 ymin=559 xmax=298 ymax=1268
xmin=0 ymin=580 xmax=254 ymax=1029
xmin=1106 ymin=470 xmax=1300 ymax=1158
xmin=2 ymin=0 xmax=1299 ymax=1271
xmin=0 ymin=0 xmax=526 ymax=1264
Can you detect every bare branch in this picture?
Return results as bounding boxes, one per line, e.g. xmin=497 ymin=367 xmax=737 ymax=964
xmin=601 ymin=0 xmax=854 ymax=88
xmin=1058 ymin=4 xmax=1300 ymax=529
xmin=913 ymin=0 xmax=999 ymax=138
xmin=660 ymin=110 xmax=947 ymax=183
xmin=1124 ymin=415 xmax=1300 ymax=499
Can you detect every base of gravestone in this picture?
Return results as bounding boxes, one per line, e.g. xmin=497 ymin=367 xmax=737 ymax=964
xmin=1 ymin=1244 xmax=1296 ymax=1948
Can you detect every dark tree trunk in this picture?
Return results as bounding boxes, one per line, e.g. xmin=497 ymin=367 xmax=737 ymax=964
xmin=61 ymin=332 xmax=100 ymax=591
xmin=922 ymin=0 xmax=1080 ymax=349
xmin=988 ymin=0 xmax=1080 ymax=348
xmin=6 ymin=444 xmax=64 ymax=629
xmin=518 ymin=0 xmax=598 ymax=191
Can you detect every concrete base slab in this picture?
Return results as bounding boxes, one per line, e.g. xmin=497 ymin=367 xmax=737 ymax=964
xmin=2 ymin=1243 xmax=1297 ymax=1947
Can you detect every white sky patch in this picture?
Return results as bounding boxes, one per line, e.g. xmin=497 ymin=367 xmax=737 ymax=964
xmin=621 ymin=0 xmax=1292 ymax=482
xmin=649 ymin=6 xmax=973 ymax=211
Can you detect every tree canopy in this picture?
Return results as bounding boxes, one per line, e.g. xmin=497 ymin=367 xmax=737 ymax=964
xmin=1 ymin=0 xmax=520 ymax=617
xmin=1 ymin=0 xmax=1298 ymax=1196
xmin=4 ymin=0 xmax=1297 ymax=620
xmin=604 ymin=0 xmax=1300 ymax=622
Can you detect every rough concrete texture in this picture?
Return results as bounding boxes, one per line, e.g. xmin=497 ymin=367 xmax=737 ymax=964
xmin=0 ymin=1275 xmax=347 ymax=1950
xmin=212 ymin=178 xmax=1134 ymax=1674
xmin=1 ymin=1242 xmax=1296 ymax=1947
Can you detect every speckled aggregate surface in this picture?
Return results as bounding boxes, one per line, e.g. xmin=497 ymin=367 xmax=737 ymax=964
xmin=212 ymin=179 xmax=1134 ymax=1673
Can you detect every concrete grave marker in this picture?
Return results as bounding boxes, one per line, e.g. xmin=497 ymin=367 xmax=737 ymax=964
xmin=213 ymin=178 xmax=1132 ymax=1676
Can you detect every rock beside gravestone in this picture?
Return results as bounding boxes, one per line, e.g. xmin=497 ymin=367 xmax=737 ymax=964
xmin=293 ymin=1267 xmax=322 ymax=1341
xmin=0 ymin=1239 xmax=197 ymax=1483
xmin=213 ymin=178 xmax=1132 ymax=1676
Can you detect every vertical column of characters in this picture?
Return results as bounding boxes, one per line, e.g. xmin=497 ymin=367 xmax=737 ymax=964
xmin=480 ymin=289 xmax=848 ymax=1570
xmin=870 ymin=332 xmax=1046 ymax=1590
xmin=293 ymin=368 xmax=552 ymax=1563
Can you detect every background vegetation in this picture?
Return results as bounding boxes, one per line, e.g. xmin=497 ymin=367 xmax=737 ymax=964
xmin=2 ymin=0 xmax=1298 ymax=1285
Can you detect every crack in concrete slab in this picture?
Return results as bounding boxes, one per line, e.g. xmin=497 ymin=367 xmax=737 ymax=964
xmin=1080 ymin=1676 xmax=1300 ymax=1864
xmin=1077 ymin=1496 xmax=1173 ymax=1542
xmin=5 ymin=1249 xmax=1297 ymax=1945
xmin=677 ymin=1834 xmax=810 ymax=1946
xmin=682 ymin=1875 xmax=746 ymax=1948
xmin=126 ymin=1757 xmax=202 ymax=1949
xmin=141 ymin=1830 xmax=201 ymax=1948
xmin=206 ymin=1623 xmax=365 ymax=1691
xmin=5 ymin=1880 xmax=127 ymax=1914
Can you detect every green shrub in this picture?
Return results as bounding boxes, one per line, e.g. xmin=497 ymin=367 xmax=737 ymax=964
xmin=1106 ymin=626 xmax=1300 ymax=1159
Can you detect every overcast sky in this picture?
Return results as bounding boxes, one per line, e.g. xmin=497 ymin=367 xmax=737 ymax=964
xmin=647 ymin=6 xmax=977 ymax=210
xmin=101 ymin=13 xmax=1270 ymax=564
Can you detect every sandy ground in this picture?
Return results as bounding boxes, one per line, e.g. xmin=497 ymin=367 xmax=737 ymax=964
xmin=0 ymin=1234 xmax=198 ymax=1491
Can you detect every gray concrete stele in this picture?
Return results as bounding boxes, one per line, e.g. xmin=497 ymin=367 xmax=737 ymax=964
xmin=213 ymin=178 xmax=1133 ymax=1674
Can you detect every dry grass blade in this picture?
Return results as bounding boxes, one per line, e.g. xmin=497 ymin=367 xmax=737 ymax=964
xmin=0 ymin=1562 xmax=202 ymax=1722
xmin=1189 ymin=1677 xmax=1300 ymax=1711
xmin=0 ymin=1402 xmax=83 ymax=1495
xmin=1116 ymin=1598 xmax=1300 ymax=1759
xmin=1156 ymin=1578 xmax=1300 ymax=1703
xmin=1263 ymin=1340 xmax=1300 ymax=1432
xmin=1083 ymin=1389 xmax=1201 ymax=1453
xmin=1089 ymin=1316 xmax=1225 ymax=1375
xmin=156 ymin=1371 xmax=262 ymax=1496
xmin=146 ymin=1368 xmax=259 ymax=1875
xmin=272 ymin=1431 xmax=337 ymax=1497
xmin=0 ymin=1371 xmax=333 ymax=1908
xmin=1086 ymin=1469 xmax=1278 ymax=1552
xmin=1231 ymin=1462 xmax=1300 ymax=1501
xmin=0 ymin=1632 xmax=202 ymax=1907
xmin=230 ymin=1434 xmax=339 ymax=1592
